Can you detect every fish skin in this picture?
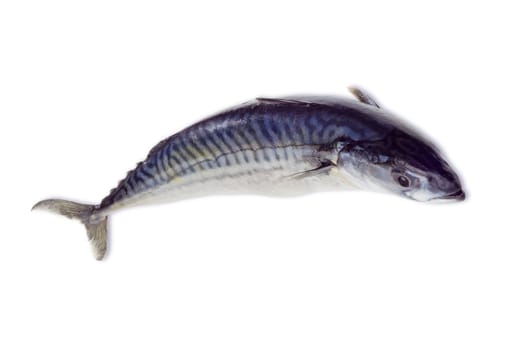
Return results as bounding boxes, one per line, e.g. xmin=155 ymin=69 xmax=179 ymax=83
xmin=98 ymin=96 xmax=395 ymax=211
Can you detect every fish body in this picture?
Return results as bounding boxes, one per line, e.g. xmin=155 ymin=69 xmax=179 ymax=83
xmin=33 ymin=87 xmax=466 ymax=260
xmin=100 ymin=95 xmax=389 ymax=212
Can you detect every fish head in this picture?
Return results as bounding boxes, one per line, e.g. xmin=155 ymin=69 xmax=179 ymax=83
xmin=338 ymin=128 xmax=466 ymax=202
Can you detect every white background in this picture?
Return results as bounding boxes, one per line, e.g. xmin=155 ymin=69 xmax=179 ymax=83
xmin=1 ymin=1 xmax=524 ymax=349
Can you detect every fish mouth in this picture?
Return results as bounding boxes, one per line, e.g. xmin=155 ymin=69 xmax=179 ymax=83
xmin=433 ymin=189 xmax=466 ymax=202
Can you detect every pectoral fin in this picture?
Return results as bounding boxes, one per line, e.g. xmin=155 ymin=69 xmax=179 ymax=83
xmin=287 ymin=160 xmax=336 ymax=180
xmin=348 ymin=86 xmax=381 ymax=108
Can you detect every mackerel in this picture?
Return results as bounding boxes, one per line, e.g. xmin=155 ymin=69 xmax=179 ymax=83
xmin=33 ymin=87 xmax=465 ymax=260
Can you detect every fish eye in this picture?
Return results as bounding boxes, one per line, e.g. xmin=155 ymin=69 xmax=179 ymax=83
xmin=397 ymin=175 xmax=410 ymax=187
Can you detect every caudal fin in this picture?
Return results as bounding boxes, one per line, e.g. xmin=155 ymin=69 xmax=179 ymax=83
xmin=32 ymin=199 xmax=108 ymax=260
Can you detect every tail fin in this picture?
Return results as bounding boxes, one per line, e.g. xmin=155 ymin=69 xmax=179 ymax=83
xmin=32 ymin=199 xmax=108 ymax=260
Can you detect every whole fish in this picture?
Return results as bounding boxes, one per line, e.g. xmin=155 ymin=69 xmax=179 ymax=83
xmin=33 ymin=87 xmax=465 ymax=260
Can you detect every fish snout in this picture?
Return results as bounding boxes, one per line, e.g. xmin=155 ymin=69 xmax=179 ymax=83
xmin=427 ymin=172 xmax=466 ymax=202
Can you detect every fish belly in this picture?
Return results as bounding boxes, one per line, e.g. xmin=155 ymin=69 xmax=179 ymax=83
xmin=105 ymin=145 xmax=354 ymax=212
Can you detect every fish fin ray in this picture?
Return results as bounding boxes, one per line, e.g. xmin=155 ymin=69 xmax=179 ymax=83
xmin=256 ymin=97 xmax=311 ymax=105
xmin=32 ymin=199 xmax=109 ymax=260
xmin=348 ymin=86 xmax=381 ymax=108
xmin=286 ymin=160 xmax=336 ymax=180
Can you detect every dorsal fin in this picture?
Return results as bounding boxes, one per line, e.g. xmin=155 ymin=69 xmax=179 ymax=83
xmin=256 ymin=97 xmax=311 ymax=105
xmin=348 ymin=86 xmax=381 ymax=108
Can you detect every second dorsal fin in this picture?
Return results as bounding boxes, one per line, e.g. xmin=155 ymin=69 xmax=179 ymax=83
xmin=348 ymin=86 xmax=381 ymax=108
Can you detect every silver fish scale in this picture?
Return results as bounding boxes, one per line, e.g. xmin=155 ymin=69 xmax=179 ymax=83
xmin=99 ymin=97 xmax=391 ymax=210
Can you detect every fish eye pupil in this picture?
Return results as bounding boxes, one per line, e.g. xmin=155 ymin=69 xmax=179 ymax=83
xmin=398 ymin=175 xmax=410 ymax=187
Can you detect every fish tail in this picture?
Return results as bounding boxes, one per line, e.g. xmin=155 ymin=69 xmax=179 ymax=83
xmin=32 ymin=199 xmax=108 ymax=260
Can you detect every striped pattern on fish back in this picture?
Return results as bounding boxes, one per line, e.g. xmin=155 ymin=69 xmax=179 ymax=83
xmin=99 ymin=98 xmax=390 ymax=209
